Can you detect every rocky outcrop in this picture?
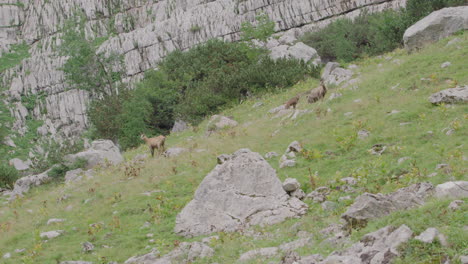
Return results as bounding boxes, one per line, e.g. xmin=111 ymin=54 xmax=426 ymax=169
xmin=269 ymin=42 xmax=321 ymax=65
xmin=429 ymin=85 xmax=468 ymax=104
xmin=6 ymin=166 xmax=53 ymax=199
xmin=206 ymin=115 xmax=238 ymax=132
xmin=0 ymin=0 xmax=406 ymax=149
xmin=174 ymin=149 xmax=308 ymax=237
xmin=321 ymin=61 xmax=353 ymax=86
xmin=404 ymin=6 xmax=468 ymax=51
xmin=434 ymin=181 xmax=468 ymax=199
xmin=64 ymin=140 xmax=123 ymax=169
xmin=341 ymin=182 xmax=434 ymax=228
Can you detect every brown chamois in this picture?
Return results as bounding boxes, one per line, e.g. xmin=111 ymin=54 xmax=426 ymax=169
xmin=285 ymin=96 xmax=300 ymax=109
xmin=140 ymin=134 xmax=166 ymax=157
xmin=307 ymin=79 xmax=327 ymax=104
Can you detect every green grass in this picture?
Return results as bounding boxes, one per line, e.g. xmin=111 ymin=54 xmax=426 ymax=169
xmin=0 ymin=43 xmax=30 ymax=73
xmin=0 ymin=33 xmax=467 ymax=263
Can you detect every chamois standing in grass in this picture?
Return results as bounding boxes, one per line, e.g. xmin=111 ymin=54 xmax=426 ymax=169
xmin=307 ymin=79 xmax=327 ymax=104
xmin=285 ymin=96 xmax=300 ymax=109
xmin=140 ymin=134 xmax=166 ymax=157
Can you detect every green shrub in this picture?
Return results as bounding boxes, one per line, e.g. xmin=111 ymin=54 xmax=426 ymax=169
xmin=0 ymin=164 xmax=19 ymax=189
xmin=48 ymin=158 xmax=88 ymax=181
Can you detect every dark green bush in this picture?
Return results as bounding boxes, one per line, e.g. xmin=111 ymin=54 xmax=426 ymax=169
xmin=0 ymin=164 xmax=19 ymax=189
xmin=302 ymin=0 xmax=467 ymax=62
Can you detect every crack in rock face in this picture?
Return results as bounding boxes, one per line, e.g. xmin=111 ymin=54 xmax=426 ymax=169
xmin=174 ymin=149 xmax=308 ymax=238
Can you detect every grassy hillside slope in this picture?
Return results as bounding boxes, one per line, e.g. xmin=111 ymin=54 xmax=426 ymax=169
xmin=0 ymin=33 xmax=467 ymax=264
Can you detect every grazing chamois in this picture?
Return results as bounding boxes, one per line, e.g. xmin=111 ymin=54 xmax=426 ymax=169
xmin=307 ymin=79 xmax=327 ymax=104
xmin=140 ymin=134 xmax=166 ymax=157
xmin=285 ymin=96 xmax=300 ymax=109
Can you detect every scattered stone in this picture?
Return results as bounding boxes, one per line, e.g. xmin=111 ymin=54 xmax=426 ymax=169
xmin=388 ymin=109 xmax=400 ymax=115
xmin=14 ymin=248 xmax=25 ymax=253
xmin=3 ymin=253 xmax=11 ymax=259
xmin=286 ymin=151 xmax=296 ymax=158
xmin=174 ymin=149 xmax=307 ymax=237
xmin=328 ymin=93 xmax=342 ymax=100
xmin=436 ymin=163 xmax=449 ymax=170
xmin=415 ymin=227 xmax=439 ymax=243
xmin=171 ymin=120 xmax=189 ymax=133
xmin=306 ymin=187 xmax=330 ymax=203
xmin=322 ymin=201 xmax=338 ymax=211
xmin=344 ymin=112 xmax=353 ymax=116
xmin=441 ymin=61 xmax=451 ymax=68
xmin=40 ymin=230 xmax=64 ymax=239
xmin=280 ymin=251 xmax=300 ymax=264
xmin=163 ymin=147 xmax=188 ymax=158
xmin=340 ymin=177 xmax=357 ymax=186
xmin=8 ymin=167 xmax=54 ymax=199
xmin=65 ymin=168 xmax=94 ymax=183
xmin=279 ymin=237 xmax=312 ymax=252
xmin=403 ymin=6 xmax=468 ymax=50
xmin=299 ymin=254 xmax=324 ymax=264
xmin=448 ymin=200 xmax=464 ymax=210
xmin=286 ymin=141 xmax=302 ymax=153
xmin=252 ymin=102 xmax=263 ymax=108
xmin=133 ymin=154 xmax=148 ymax=163
xmin=64 ymin=140 xmax=124 ymax=169
xmin=47 ymin=218 xmax=65 ymax=225
xmin=265 ymin=152 xmax=279 ymax=159
xmin=269 ymin=105 xmax=286 ymax=114
xmin=400 ymin=122 xmax=412 ymax=126
xmin=434 ymin=181 xmax=468 ymax=199
xmin=82 ymin=241 xmax=94 ymax=252
xmin=353 ymin=98 xmax=362 ymax=103
xmin=290 ymin=189 xmax=306 ymax=200
xmin=339 ymin=196 xmax=352 ymax=202
xmin=207 ymin=115 xmax=238 ymax=132
xmin=238 ymin=247 xmax=278 ymax=262
xmin=342 ymin=182 xmax=434 ymax=228
xmin=9 ymin=158 xmax=31 ymax=171
xmin=391 ymin=83 xmax=401 ymax=90
xmin=358 ymin=129 xmax=370 ymax=139
xmin=460 ymin=255 xmax=468 ymax=264
xmin=280 ymin=155 xmax=296 ymax=169
xmin=429 ymin=85 xmax=468 ymax=104
xmin=321 ymin=225 xmax=413 ymax=264
xmin=369 ymin=144 xmax=386 ymax=155
xmin=322 ymin=62 xmax=353 ymax=86
xmin=398 ymin=157 xmax=411 ymax=164
xmin=283 ymin=178 xmax=300 ymax=192
xmin=446 ymin=37 xmax=461 ymax=46
xmin=124 ymin=248 xmax=160 ymax=264
xmin=3 ymin=137 xmax=16 ymax=148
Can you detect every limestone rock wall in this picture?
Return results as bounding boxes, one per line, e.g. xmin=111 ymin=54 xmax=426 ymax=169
xmin=0 ymin=0 xmax=406 ymax=146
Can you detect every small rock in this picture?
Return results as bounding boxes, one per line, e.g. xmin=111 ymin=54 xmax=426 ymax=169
xmin=290 ymin=189 xmax=306 ymax=200
xmin=388 ymin=109 xmax=400 ymax=115
xmin=280 ymin=250 xmax=300 ymax=264
xmin=82 ymin=241 xmax=94 ymax=252
xmin=400 ymin=122 xmax=412 ymax=126
xmin=14 ymin=248 xmax=25 ymax=253
xmin=3 ymin=253 xmax=11 ymax=259
xmin=436 ymin=164 xmax=449 ymax=170
xmin=283 ymin=178 xmax=301 ymax=193
xmin=339 ymin=196 xmax=352 ymax=202
xmin=279 ymin=237 xmax=312 ymax=252
xmin=286 ymin=141 xmax=302 ymax=153
xmin=146 ymin=233 xmax=154 ymax=238
xmin=460 ymin=255 xmax=468 ymax=264
xmin=441 ymin=61 xmax=451 ymax=68
xmin=353 ymin=99 xmax=362 ymax=103
xmin=435 ymin=181 xmax=468 ymax=199
xmin=445 ymin=128 xmax=455 ymax=136
xmin=265 ymin=152 xmax=279 ymax=159
xmin=328 ymin=93 xmax=342 ymax=100
xmin=415 ymin=227 xmax=439 ymax=243
xmin=279 ymin=155 xmax=296 ymax=168
xmin=340 ymin=177 xmax=357 ymax=186
xmin=344 ymin=112 xmax=353 ymax=116
xmin=448 ymin=200 xmax=464 ymax=210
xmin=429 ymin=85 xmax=468 ymax=104
xmin=163 ymin=147 xmax=188 ymax=158
xmin=322 ymin=201 xmax=338 ymax=211
xmin=269 ymin=105 xmax=286 ymax=114
xmin=369 ymin=144 xmax=386 ymax=155
xmin=238 ymin=247 xmax=278 ymax=262
xmin=398 ymin=157 xmax=411 ymax=164
xmin=40 ymin=230 xmax=63 ymax=239
xmin=252 ymin=102 xmax=263 ymax=108
xmin=358 ymin=129 xmax=370 ymax=139
xmin=287 ymin=151 xmax=296 ymax=158
xmin=47 ymin=218 xmax=65 ymax=225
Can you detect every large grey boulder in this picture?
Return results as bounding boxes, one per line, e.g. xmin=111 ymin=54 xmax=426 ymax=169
xmin=321 ymin=62 xmax=353 ymax=86
xmin=319 ymin=225 xmax=413 ymax=264
xmin=8 ymin=167 xmax=54 ymax=199
xmin=174 ymin=149 xmax=308 ymax=237
xmin=342 ymin=182 xmax=434 ymax=228
xmin=171 ymin=120 xmax=189 ymax=133
xmin=65 ymin=168 xmax=94 ymax=183
xmin=270 ymin=42 xmax=321 ymax=65
xmin=404 ymin=6 xmax=468 ymax=51
xmin=125 ymin=242 xmax=213 ymax=264
xmin=434 ymin=181 xmax=468 ymax=199
xmin=64 ymin=140 xmax=123 ymax=169
xmin=429 ymin=85 xmax=468 ymax=104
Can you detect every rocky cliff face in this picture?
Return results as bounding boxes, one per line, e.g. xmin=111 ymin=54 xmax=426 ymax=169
xmin=0 ymin=0 xmax=406 ymax=149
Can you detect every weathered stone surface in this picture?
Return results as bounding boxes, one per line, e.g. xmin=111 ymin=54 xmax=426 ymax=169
xmin=171 ymin=120 xmax=189 ymax=133
xmin=47 ymin=218 xmax=65 ymax=225
xmin=415 ymin=227 xmax=439 ymax=243
xmin=174 ymin=149 xmax=307 ymax=237
xmin=65 ymin=168 xmax=94 ymax=183
xmin=322 ymin=62 xmax=353 ymax=86
xmin=319 ymin=225 xmax=413 ymax=264
xmin=286 ymin=141 xmax=302 ymax=153
xmin=283 ymin=178 xmax=300 ymax=192
xmin=290 ymin=189 xmax=306 ymax=200
xmin=265 ymin=151 xmax=279 ymax=159
xmin=238 ymin=247 xmax=278 ymax=262
xmin=125 ymin=242 xmax=213 ymax=264
xmin=8 ymin=167 xmax=53 ymax=199
xmin=404 ymin=6 xmax=468 ymax=51
xmin=40 ymin=230 xmax=63 ymax=239
xmin=434 ymin=181 xmax=468 ymax=199
xmin=163 ymin=147 xmax=188 ymax=158
xmin=64 ymin=140 xmax=123 ymax=169
xmin=357 ymin=129 xmax=370 ymax=139
xmin=9 ymin=158 xmax=31 ymax=171
xmin=270 ymin=42 xmax=320 ymax=64
xmin=306 ymin=186 xmax=330 ymax=203
xmin=429 ymin=85 xmax=468 ymax=104
xmin=82 ymin=241 xmax=95 ymax=252
xmin=207 ymin=115 xmax=238 ymax=132
xmin=448 ymin=200 xmax=464 ymax=210
xmin=280 ymin=155 xmax=296 ymax=168
xmin=342 ymin=182 xmax=434 ymax=227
